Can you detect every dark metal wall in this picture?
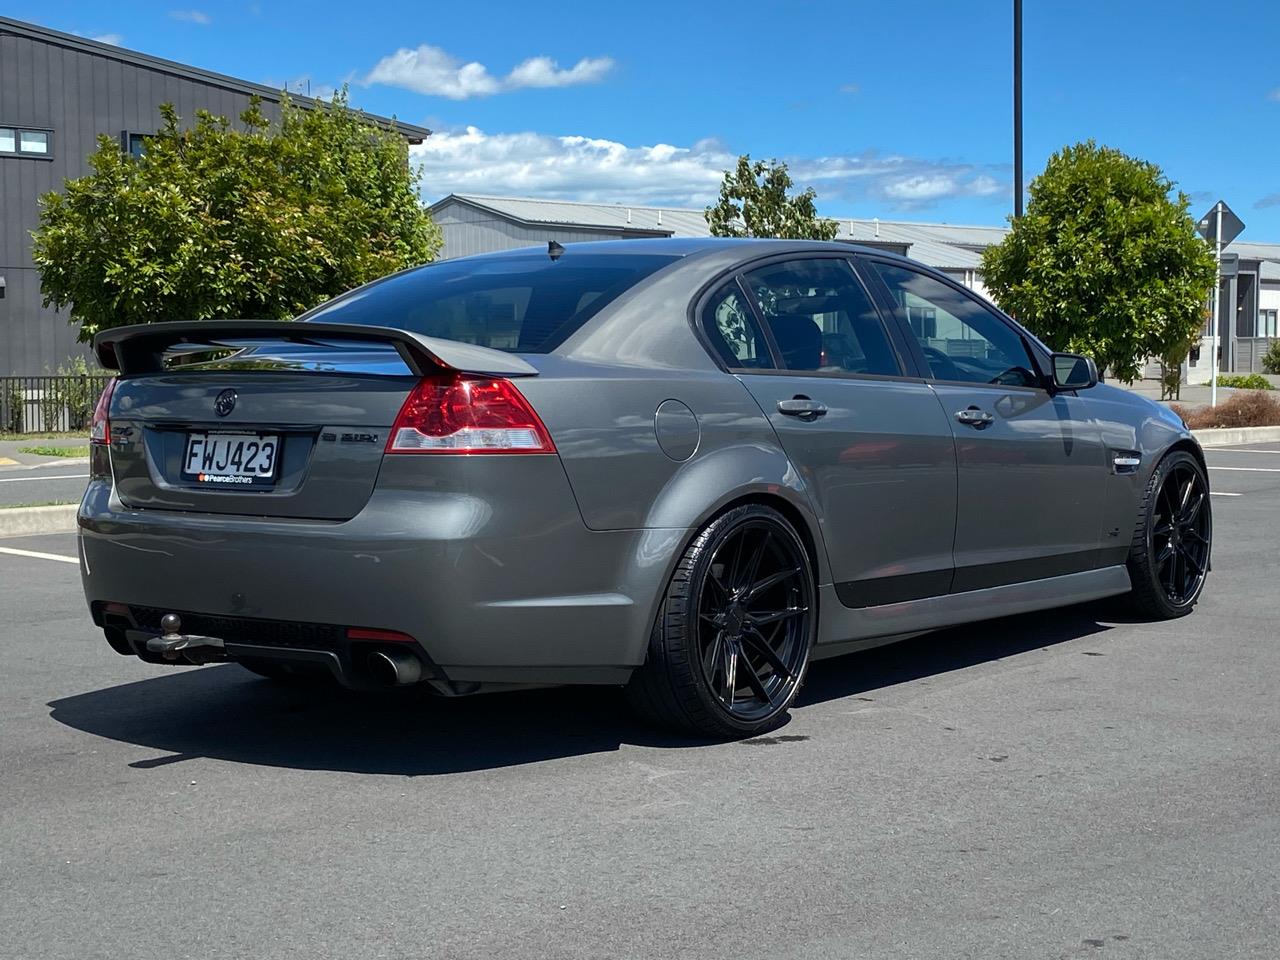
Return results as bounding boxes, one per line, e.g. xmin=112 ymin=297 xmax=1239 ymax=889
xmin=0 ymin=30 xmax=285 ymax=374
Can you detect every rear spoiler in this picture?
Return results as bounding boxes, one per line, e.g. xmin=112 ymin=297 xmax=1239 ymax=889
xmin=93 ymin=320 xmax=538 ymax=378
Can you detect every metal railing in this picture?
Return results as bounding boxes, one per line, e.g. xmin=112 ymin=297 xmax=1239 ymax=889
xmin=0 ymin=374 xmax=111 ymax=434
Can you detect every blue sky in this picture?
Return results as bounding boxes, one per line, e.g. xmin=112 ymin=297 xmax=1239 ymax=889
xmin=15 ymin=0 xmax=1280 ymax=237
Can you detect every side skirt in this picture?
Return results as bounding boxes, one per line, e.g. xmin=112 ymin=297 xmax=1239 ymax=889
xmin=814 ymin=565 xmax=1133 ymax=650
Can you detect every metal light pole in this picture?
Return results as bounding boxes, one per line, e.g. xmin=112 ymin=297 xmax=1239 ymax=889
xmin=1211 ymin=203 xmax=1222 ymax=408
xmin=1013 ymin=0 xmax=1023 ymax=218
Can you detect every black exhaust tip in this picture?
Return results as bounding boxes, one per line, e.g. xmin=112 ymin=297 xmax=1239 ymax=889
xmin=104 ymin=625 xmax=133 ymax=656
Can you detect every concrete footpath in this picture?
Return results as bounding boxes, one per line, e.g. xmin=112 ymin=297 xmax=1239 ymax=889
xmin=0 ymin=436 xmax=90 ymax=533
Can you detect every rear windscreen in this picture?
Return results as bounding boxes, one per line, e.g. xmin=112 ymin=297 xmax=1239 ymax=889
xmin=301 ymin=251 xmax=681 ymax=353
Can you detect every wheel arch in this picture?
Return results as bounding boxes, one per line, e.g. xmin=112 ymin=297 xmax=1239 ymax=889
xmin=1166 ymin=437 xmax=1208 ymax=477
xmin=635 ymin=486 xmax=827 ymax=671
xmin=710 ymin=492 xmax=823 ymax=593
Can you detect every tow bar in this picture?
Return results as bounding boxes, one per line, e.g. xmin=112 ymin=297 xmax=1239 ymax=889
xmin=139 ymin=613 xmax=227 ymax=664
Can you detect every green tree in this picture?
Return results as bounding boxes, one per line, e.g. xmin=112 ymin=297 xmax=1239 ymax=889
xmin=705 ymin=155 xmax=839 ymax=240
xmin=32 ymin=89 xmax=442 ymax=343
xmin=981 ymin=141 xmax=1216 ymax=397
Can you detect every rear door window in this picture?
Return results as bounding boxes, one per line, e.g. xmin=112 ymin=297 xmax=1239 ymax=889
xmin=303 ymin=251 xmax=680 ymax=353
xmin=741 ymin=258 xmax=901 ymax=376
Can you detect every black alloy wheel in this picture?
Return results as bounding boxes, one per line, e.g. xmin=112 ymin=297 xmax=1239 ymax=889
xmin=626 ymin=504 xmax=816 ymax=738
xmin=1127 ymin=450 xmax=1212 ymax=619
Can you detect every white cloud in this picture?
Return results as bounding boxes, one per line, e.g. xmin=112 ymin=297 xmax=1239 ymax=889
xmin=365 ymin=44 xmax=613 ymax=99
xmin=169 ymin=9 xmax=212 ymax=24
xmin=878 ymin=173 xmax=1000 ymax=203
xmin=92 ymin=33 xmax=124 ymax=45
xmin=839 ymin=82 xmax=860 ymax=95
xmin=412 ymin=126 xmax=1007 ymax=211
xmin=505 ymin=56 xmax=614 ymax=89
xmin=1269 ymin=88 xmax=1280 ymax=102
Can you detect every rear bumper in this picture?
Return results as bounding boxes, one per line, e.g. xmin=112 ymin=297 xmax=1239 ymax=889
xmin=78 ymin=463 xmax=686 ymax=686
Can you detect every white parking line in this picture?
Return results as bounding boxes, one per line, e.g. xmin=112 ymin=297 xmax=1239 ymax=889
xmin=0 ymin=545 xmax=78 ymax=565
xmin=1207 ymin=466 xmax=1280 ymax=473
xmin=1211 ymin=491 xmax=1243 ymax=497
xmin=1206 ymin=449 xmax=1280 ymax=455
xmin=0 ymin=458 xmax=90 ymax=471
xmin=0 ymin=473 xmax=87 ymax=483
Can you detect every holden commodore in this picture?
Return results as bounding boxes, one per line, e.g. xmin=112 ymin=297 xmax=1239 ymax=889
xmin=81 ymin=239 xmax=1211 ymax=737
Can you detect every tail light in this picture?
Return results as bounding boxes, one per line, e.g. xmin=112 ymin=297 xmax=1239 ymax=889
xmin=89 ymin=379 xmax=116 ymax=480
xmin=90 ymin=379 xmax=115 ymax=445
xmin=386 ymin=374 xmax=556 ymax=455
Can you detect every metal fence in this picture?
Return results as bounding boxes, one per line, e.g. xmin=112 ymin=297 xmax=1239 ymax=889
xmin=1235 ymin=337 xmax=1278 ymax=375
xmin=0 ymin=375 xmax=111 ymax=434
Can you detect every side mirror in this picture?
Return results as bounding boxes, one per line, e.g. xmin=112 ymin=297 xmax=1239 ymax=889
xmin=1051 ymin=352 xmax=1098 ymax=391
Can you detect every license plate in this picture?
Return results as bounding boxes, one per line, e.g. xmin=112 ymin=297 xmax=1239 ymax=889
xmin=183 ymin=433 xmax=279 ymax=485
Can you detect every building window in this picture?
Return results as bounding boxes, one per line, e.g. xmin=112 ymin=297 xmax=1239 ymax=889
xmin=1260 ymin=309 xmax=1278 ymax=339
xmin=120 ymin=131 xmax=150 ymax=158
xmin=0 ymin=126 xmax=52 ymax=157
xmin=18 ymin=130 xmax=47 ymax=154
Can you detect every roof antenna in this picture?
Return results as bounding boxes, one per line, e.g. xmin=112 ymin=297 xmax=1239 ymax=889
xmin=548 ymin=240 xmax=564 ymax=261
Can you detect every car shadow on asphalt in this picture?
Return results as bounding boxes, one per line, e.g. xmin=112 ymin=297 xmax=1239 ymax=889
xmin=48 ymin=599 xmax=1123 ymax=777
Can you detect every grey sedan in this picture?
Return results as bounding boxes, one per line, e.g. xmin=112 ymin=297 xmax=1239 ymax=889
xmin=81 ymin=239 xmax=1211 ymax=737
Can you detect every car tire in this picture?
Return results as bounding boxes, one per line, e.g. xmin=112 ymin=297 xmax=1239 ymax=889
xmin=625 ymin=504 xmax=816 ymax=739
xmin=1125 ymin=449 xmax=1212 ymax=620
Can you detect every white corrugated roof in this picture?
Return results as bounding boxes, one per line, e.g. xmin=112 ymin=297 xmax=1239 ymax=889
xmin=841 ymin=218 xmax=1009 ymax=250
xmin=436 ymin=195 xmax=1280 ymax=272
xmin=1225 ymin=240 xmax=1280 ymax=263
xmin=839 ymin=219 xmax=989 ymax=269
xmin=434 ymin=194 xmax=993 ymax=270
xmin=437 ymin=194 xmax=712 ymax=236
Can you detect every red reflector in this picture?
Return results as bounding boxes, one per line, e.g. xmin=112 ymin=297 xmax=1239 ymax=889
xmin=386 ymin=374 xmax=555 ymax=455
xmin=346 ymin=627 xmax=417 ymax=643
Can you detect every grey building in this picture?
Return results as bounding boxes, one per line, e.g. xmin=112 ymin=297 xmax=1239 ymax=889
xmin=429 ymin=193 xmax=1280 ymax=376
xmin=429 ymin=194 xmax=988 ymax=290
xmin=0 ymin=16 xmax=429 ymax=375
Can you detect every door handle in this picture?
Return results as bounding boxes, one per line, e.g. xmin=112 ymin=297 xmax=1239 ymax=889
xmin=955 ymin=406 xmax=995 ymax=427
xmin=777 ymin=396 xmax=828 ymax=421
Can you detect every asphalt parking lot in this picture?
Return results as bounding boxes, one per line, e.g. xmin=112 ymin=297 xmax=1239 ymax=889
xmin=1 ymin=443 xmax=1278 ymax=959
xmin=0 ymin=465 xmax=89 ymax=507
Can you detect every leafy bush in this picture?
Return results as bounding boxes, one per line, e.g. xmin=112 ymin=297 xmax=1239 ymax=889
xmin=1263 ymin=340 xmax=1280 ymax=375
xmin=35 ymin=356 xmax=105 ymax=432
xmin=1172 ymin=391 xmax=1280 ymax=429
xmin=981 ymin=141 xmax=1215 ymax=390
xmin=706 ymin=156 xmax=839 ymax=240
xmin=33 ymin=90 xmax=442 ymax=343
xmin=2 ymin=382 xmax=22 ymax=433
xmin=1215 ymin=373 xmax=1274 ymax=391
xmin=18 ymin=445 xmax=90 ymax=458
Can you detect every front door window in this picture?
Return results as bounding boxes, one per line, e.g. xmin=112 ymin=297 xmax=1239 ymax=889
xmin=871 ymin=262 xmax=1040 ymax=388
